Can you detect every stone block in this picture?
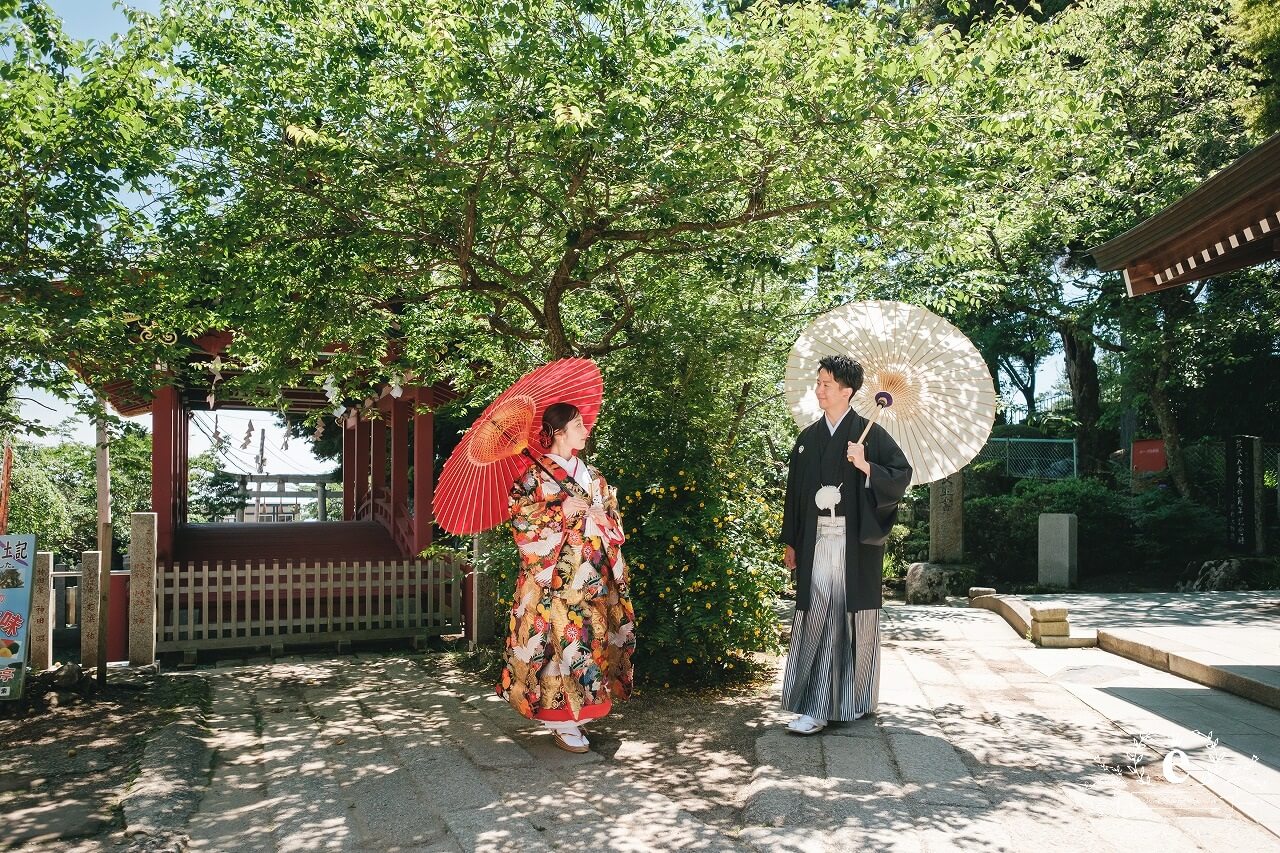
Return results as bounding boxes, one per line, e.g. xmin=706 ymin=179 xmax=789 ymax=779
xmin=1029 ymin=602 xmax=1069 ymax=622
xmin=128 ymin=513 xmax=158 ymax=667
xmin=1037 ymin=513 xmax=1077 ymax=587
xmin=1097 ymin=628 xmax=1176 ymax=670
xmin=79 ymin=551 xmax=103 ymax=673
xmin=1031 ymin=620 xmax=1069 ymax=642
xmin=30 ymin=553 xmax=53 ymax=672
xmin=905 ymin=563 xmax=973 ymax=604
xmin=968 ymin=586 xmax=996 ymax=601
xmin=968 ymin=593 xmax=1031 ymax=637
xmin=928 ymin=472 xmax=964 ymax=563
xmin=1038 ymin=633 xmax=1098 ymax=648
xmin=1226 ymin=435 xmax=1265 ymax=553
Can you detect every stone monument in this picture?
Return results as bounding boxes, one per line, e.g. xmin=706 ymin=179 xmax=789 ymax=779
xmin=907 ymin=472 xmax=971 ymax=603
xmin=928 ymin=472 xmax=964 ymax=563
xmin=1038 ymin=513 xmax=1078 ymax=587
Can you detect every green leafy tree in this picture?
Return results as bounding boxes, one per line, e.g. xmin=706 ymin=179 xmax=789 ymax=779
xmin=84 ymin=0 xmax=1058 ymax=680
xmin=188 ymin=450 xmax=248 ymax=522
xmin=14 ymin=425 xmax=152 ymax=562
xmin=20 ymin=0 xmax=1258 ymax=678
xmin=0 ymin=0 xmax=1056 ymax=409
xmin=1230 ymin=0 xmax=1280 ymax=135
xmin=5 ymin=445 xmax=75 ymax=561
xmin=0 ymin=1 xmax=190 ymax=425
xmin=903 ymin=0 xmax=1257 ymax=478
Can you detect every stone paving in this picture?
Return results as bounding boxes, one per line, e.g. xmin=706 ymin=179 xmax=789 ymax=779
xmin=1022 ymin=591 xmax=1280 ymax=629
xmin=1018 ymin=591 xmax=1280 ymax=837
xmin=739 ymin=604 xmax=1280 ymax=852
xmin=26 ymin=602 xmax=1280 ymax=852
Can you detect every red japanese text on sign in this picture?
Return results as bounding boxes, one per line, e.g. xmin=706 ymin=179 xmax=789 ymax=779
xmin=0 ymin=611 xmax=22 ymax=637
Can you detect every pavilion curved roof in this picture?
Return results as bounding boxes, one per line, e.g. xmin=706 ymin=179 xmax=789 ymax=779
xmin=1091 ymin=133 xmax=1280 ymax=296
xmin=85 ymin=330 xmax=454 ymax=416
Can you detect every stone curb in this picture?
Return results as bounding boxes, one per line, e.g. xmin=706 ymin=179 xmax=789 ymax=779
xmin=969 ymin=593 xmax=1030 ymax=636
xmin=120 ymin=710 xmax=215 ymax=852
xmin=1098 ymin=627 xmax=1280 ymax=712
xmin=968 ymin=593 xmax=1097 ymax=647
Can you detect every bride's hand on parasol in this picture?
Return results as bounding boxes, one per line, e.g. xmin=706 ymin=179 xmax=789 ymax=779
xmin=784 ymin=545 xmax=796 ymax=571
xmin=561 ymin=496 xmax=588 ymax=518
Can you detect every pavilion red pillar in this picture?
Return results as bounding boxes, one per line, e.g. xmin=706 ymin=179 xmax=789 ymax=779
xmin=371 ymin=416 xmax=387 ymax=502
xmin=390 ymin=398 xmax=409 ymax=547
xmin=355 ymin=415 xmax=371 ymax=516
xmin=412 ymin=389 xmax=434 ymax=555
xmin=178 ymin=407 xmax=189 ymax=525
xmin=342 ymin=414 xmax=356 ymax=521
xmin=150 ymin=386 xmax=181 ymax=562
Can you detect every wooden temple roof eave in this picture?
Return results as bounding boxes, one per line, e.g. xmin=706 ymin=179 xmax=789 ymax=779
xmin=80 ymin=326 xmax=461 ymax=416
xmin=1120 ymin=233 xmax=1280 ymax=296
xmin=1090 ymin=132 xmax=1280 ymax=297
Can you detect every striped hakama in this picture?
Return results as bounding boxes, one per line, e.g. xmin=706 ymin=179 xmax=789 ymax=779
xmin=781 ymin=516 xmax=881 ymax=722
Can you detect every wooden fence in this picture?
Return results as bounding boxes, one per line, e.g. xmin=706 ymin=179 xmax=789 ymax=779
xmin=156 ymin=559 xmax=464 ymax=654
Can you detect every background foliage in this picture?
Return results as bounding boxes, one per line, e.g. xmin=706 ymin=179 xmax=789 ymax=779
xmin=4 ymin=0 xmax=1279 ymax=684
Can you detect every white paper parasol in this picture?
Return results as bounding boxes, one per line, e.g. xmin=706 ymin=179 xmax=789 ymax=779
xmin=784 ymin=300 xmax=996 ymax=486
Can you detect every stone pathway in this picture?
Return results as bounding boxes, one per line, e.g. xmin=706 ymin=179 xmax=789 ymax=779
xmin=27 ymin=603 xmax=1280 ymax=851
xmin=185 ymin=657 xmax=740 ymax=852
xmin=1017 ymin=644 xmax=1280 ymax=839
xmin=741 ymin=604 xmax=1280 ymax=852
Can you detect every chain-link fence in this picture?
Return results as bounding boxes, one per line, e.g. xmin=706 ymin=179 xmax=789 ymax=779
xmin=1181 ymin=441 xmax=1280 ymax=517
xmin=1001 ymin=393 xmax=1074 ymax=426
xmin=972 ymin=438 xmax=1077 ymax=479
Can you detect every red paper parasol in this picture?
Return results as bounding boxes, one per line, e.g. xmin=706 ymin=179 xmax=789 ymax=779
xmin=433 ymin=358 xmax=603 ymax=535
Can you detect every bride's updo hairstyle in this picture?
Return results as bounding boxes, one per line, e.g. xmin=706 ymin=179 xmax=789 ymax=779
xmin=537 ymin=402 xmax=581 ymax=449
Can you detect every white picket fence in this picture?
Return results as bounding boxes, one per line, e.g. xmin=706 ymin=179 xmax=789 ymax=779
xmin=155 ymin=559 xmax=464 ymax=653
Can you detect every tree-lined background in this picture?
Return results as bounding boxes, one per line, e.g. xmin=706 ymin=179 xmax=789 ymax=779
xmin=4 ymin=0 xmax=1278 ymax=684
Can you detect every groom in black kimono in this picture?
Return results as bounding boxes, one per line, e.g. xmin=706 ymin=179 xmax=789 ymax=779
xmin=780 ymin=355 xmax=912 ymax=734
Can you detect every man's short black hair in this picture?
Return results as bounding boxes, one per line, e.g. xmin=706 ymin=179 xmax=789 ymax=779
xmin=818 ymin=355 xmax=864 ymax=394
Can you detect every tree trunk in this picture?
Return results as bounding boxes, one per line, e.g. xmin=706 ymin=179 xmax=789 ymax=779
xmin=1147 ymin=370 xmax=1192 ymax=498
xmin=1149 ymin=291 xmax=1194 ymax=498
xmin=996 ymin=355 xmax=1033 ymax=423
xmin=724 ymin=380 xmax=754 ymax=452
xmin=1019 ymin=357 xmax=1037 ymax=420
xmin=1059 ymin=322 xmax=1106 ymax=473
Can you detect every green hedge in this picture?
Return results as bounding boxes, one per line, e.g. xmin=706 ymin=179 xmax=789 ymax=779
xmin=964 ymin=478 xmax=1227 ymax=582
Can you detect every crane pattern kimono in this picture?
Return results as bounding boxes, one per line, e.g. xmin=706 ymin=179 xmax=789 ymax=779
xmin=496 ymin=454 xmax=636 ymax=722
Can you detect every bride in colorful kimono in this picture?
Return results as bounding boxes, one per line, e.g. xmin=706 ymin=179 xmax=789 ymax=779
xmin=495 ymin=402 xmax=636 ymax=753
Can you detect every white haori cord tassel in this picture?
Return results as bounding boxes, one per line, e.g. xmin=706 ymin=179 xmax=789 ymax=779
xmin=815 ymin=484 xmax=842 ymax=516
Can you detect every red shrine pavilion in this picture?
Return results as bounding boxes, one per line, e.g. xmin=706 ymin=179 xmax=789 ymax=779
xmin=90 ymin=330 xmax=469 ymax=657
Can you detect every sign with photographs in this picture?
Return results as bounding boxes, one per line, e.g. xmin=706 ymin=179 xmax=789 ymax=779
xmin=0 ymin=536 xmax=35 ymax=700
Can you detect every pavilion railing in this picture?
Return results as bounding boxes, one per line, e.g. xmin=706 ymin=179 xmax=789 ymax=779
xmin=155 ymin=558 xmax=464 ymax=653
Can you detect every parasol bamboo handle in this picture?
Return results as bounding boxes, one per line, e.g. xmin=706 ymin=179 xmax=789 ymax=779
xmin=483 ymin=414 xmax=585 ymax=500
xmin=853 ymin=392 xmax=895 ymax=445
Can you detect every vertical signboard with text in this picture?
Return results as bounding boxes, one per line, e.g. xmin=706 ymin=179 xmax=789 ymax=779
xmin=1226 ymin=436 xmax=1263 ymax=553
xmin=0 ymin=535 xmax=35 ymax=699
